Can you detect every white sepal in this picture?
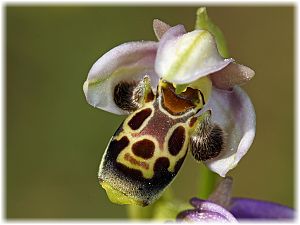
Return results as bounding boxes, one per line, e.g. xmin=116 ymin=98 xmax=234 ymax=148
xmin=83 ymin=41 xmax=159 ymax=115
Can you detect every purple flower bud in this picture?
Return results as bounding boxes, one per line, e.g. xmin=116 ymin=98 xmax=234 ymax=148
xmin=230 ymin=197 xmax=295 ymax=220
xmin=178 ymin=199 xmax=237 ymax=222
xmin=177 ymin=197 xmax=294 ymax=222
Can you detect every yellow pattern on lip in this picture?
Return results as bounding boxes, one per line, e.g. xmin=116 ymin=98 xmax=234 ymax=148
xmin=101 ymin=181 xmax=144 ymax=206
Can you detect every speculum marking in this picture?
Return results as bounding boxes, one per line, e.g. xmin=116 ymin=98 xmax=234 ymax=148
xmin=132 ymin=139 xmax=155 ymax=159
xmin=128 ymin=108 xmax=152 ymax=130
xmin=168 ymin=126 xmax=186 ymax=156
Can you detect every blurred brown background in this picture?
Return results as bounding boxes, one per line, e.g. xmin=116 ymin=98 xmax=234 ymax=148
xmin=6 ymin=6 xmax=294 ymax=219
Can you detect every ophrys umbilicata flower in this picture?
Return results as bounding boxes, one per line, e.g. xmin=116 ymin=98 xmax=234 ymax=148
xmin=83 ymin=10 xmax=255 ymax=206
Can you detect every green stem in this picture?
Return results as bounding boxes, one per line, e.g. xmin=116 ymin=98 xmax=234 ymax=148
xmin=127 ymin=204 xmax=152 ymax=220
xmin=198 ymin=164 xmax=218 ymax=199
xmin=126 ymin=187 xmax=174 ymax=220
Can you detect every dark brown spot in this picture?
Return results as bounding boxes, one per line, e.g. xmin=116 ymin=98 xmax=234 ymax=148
xmin=189 ymin=117 xmax=198 ymax=127
xmin=154 ymin=157 xmax=170 ymax=173
xmin=145 ymin=91 xmax=155 ymax=103
xmin=168 ymin=126 xmax=186 ymax=156
xmin=124 ymin=153 xmax=149 ymax=169
xmin=110 ymin=136 xmax=130 ymax=155
xmin=132 ymin=139 xmax=155 ymax=159
xmin=161 ymin=81 xmax=200 ymax=115
xmin=128 ymin=108 xmax=152 ymax=130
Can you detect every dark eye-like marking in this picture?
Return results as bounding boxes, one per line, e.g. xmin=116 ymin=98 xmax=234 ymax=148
xmin=154 ymin=157 xmax=170 ymax=174
xmin=128 ymin=108 xmax=152 ymax=130
xmin=190 ymin=123 xmax=224 ymax=161
xmin=114 ymin=81 xmax=141 ymax=112
xmin=132 ymin=139 xmax=155 ymax=159
xmin=168 ymin=126 xmax=186 ymax=156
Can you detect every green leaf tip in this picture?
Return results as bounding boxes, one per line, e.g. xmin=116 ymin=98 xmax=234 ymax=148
xmin=195 ymin=7 xmax=229 ymax=58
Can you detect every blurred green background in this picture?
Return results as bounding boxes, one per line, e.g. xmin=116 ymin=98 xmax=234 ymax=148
xmin=6 ymin=6 xmax=294 ymax=219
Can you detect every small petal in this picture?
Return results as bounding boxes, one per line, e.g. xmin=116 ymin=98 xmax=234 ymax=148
xmin=153 ymin=19 xmax=171 ymax=40
xmin=210 ymin=62 xmax=255 ymax=89
xmin=155 ymin=25 xmax=233 ymax=84
xmin=177 ymin=198 xmax=237 ymax=222
xmin=198 ymin=86 xmax=256 ymax=177
xmin=230 ymin=197 xmax=295 ymax=220
xmin=83 ymin=41 xmax=159 ymax=115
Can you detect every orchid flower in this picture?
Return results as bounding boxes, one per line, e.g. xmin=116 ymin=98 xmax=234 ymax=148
xmin=83 ymin=10 xmax=255 ymax=206
xmin=177 ymin=177 xmax=295 ymax=222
